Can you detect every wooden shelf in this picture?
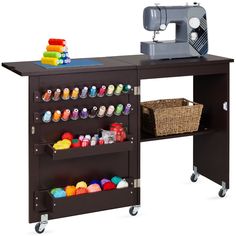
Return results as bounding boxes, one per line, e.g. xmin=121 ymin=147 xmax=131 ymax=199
xmin=141 ymin=128 xmax=211 ymax=142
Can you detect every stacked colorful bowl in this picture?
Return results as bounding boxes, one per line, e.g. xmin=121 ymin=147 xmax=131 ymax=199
xmin=41 ymin=38 xmax=71 ymax=66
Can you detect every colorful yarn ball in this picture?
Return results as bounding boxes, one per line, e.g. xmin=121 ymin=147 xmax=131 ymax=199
xmin=116 ymin=179 xmax=129 ymax=189
xmin=65 ymin=185 xmax=76 ymax=196
xmin=100 ymin=178 xmax=110 ymax=186
xmin=103 ymin=182 xmax=116 ymax=190
xmin=87 ymin=183 xmax=102 ymax=193
xmin=75 ymin=188 xmax=88 ymax=195
xmin=61 ymin=132 xmax=73 ymax=141
xmin=111 ymin=176 xmax=122 ymax=185
xmin=76 ymin=181 xmax=87 ymax=189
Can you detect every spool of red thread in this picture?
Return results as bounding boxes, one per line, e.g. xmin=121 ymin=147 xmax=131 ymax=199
xmin=48 ymin=38 xmax=66 ymax=46
xmin=103 ymin=182 xmax=116 ymax=190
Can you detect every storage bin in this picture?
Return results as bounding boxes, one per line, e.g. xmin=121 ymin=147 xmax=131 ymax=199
xmin=141 ymin=98 xmax=203 ymax=136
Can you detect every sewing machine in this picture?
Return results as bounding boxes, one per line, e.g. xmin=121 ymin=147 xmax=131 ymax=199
xmin=141 ymin=3 xmax=208 ymax=60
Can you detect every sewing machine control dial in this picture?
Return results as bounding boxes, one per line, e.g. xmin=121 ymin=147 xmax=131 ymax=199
xmin=189 ymin=17 xmax=200 ymax=29
xmin=190 ymin=32 xmax=198 ymax=41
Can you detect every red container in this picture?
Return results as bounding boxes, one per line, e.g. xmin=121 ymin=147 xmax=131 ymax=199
xmin=110 ymin=123 xmax=127 ymax=142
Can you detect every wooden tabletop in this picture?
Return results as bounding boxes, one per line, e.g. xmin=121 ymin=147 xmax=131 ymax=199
xmin=2 ymin=54 xmax=233 ymax=77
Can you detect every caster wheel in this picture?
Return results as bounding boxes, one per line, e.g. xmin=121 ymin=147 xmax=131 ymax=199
xmin=129 ymin=206 xmax=138 ymax=216
xmin=35 ymin=223 xmax=45 ymax=234
xmin=218 ymin=189 xmax=226 ymax=198
xmin=190 ymin=173 xmax=198 ymax=182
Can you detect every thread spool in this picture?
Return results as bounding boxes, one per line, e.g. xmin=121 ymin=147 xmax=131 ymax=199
xmin=87 ymin=184 xmax=101 ymax=193
xmin=76 ymin=181 xmax=87 ymax=189
xmin=42 ymin=111 xmax=52 ymax=123
xmin=114 ymin=84 xmax=123 ymax=96
xmin=61 ymin=109 xmax=71 ymax=121
xmin=89 ymin=106 xmax=98 ymax=118
xmin=123 ymin=84 xmax=132 ymax=93
xmin=71 ymin=108 xmax=79 ymax=120
xmin=100 ymin=178 xmax=110 ymax=187
xmin=97 ymin=85 xmax=106 ymax=97
xmin=61 ymin=52 xmax=69 ymax=58
xmin=97 ymin=106 xmax=106 ymax=118
xmin=52 ymin=110 xmax=61 ymax=122
xmin=48 ymin=38 xmax=67 ymax=46
xmin=106 ymin=105 xmax=115 ymax=117
xmin=123 ymin=103 xmax=132 ymax=115
xmin=106 ymin=85 xmax=115 ymax=96
xmin=52 ymin=88 xmax=61 ymax=101
xmin=46 ymin=45 xmax=66 ymax=53
xmin=43 ymin=51 xmax=61 ymax=58
xmin=103 ymin=182 xmax=116 ymax=191
xmin=116 ymin=179 xmax=129 ymax=189
xmin=80 ymin=86 xmax=88 ymax=98
xmin=89 ymin=86 xmax=97 ymax=98
xmin=62 ymin=88 xmax=70 ymax=100
xmin=85 ymin=134 xmax=91 ymax=140
xmin=114 ymin=104 xmax=124 ymax=116
xmin=90 ymin=137 xmax=97 ymax=146
xmin=41 ymin=57 xmax=59 ymax=66
xmin=71 ymin=87 xmax=79 ymax=100
xmin=63 ymin=57 xmax=71 ymax=64
xmin=80 ymin=108 xmax=88 ymax=119
xmin=42 ymin=89 xmax=52 ymax=102
xmin=111 ymin=176 xmax=122 ymax=185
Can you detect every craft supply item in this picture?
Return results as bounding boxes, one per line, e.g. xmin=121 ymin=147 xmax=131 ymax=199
xmin=61 ymin=109 xmax=71 ymax=121
xmin=94 ymin=134 xmax=99 ymax=141
xmin=89 ymin=86 xmax=97 ymax=98
xmin=51 ymin=188 xmax=66 ymax=198
xmin=100 ymin=178 xmax=111 ymax=187
xmin=90 ymin=137 xmax=97 ymax=146
xmin=89 ymin=106 xmax=98 ymax=118
xmin=63 ymin=57 xmax=71 ymax=64
xmin=97 ymin=106 xmax=106 ymax=118
xmin=78 ymin=135 xmax=84 ymax=142
xmin=103 ymin=182 xmax=116 ymax=191
xmin=106 ymin=84 xmax=115 ymax=96
xmin=52 ymin=88 xmax=61 ymax=101
xmin=42 ymin=111 xmax=52 ymax=123
xmin=102 ymin=130 xmax=116 ymax=144
xmin=87 ymin=184 xmax=101 ymax=193
xmin=53 ymin=139 xmax=71 ymax=150
xmin=80 ymin=86 xmax=88 ymax=98
xmin=58 ymin=58 xmax=63 ymax=65
xmin=76 ymin=188 xmax=88 ymax=195
xmin=41 ymin=57 xmax=59 ymax=66
xmin=116 ymin=179 xmax=129 ymax=189
xmin=42 ymin=89 xmax=52 ymax=102
xmin=81 ymin=138 xmax=90 ymax=147
xmin=123 ymin=103 xmax=132 ymax=115
xmin=62 ymin=132 xmax=73 ymax=141
xmin=106 ymin=105 xmax=115 ymax=117
xmin=61 ymin=52 xmax=69 ymax=58
xmin=52 ymin=110 xmax=61 ymax=122
xmin=85 ymin=134 xmax=91 ymax=140
xmin=46 ymin=45 xmax=66 ymax=53
xmin=65 ymin=186 xmax=76 ymax=197
xmin=71 ymin=139 xmax=81 ymax=148
xmin=48 ymin=38 xmax=67 ymax=46
xmin=62 ymin=88 xmax=70 ymax=100
xmin=71 ymin=87 xmax=79 ymax=100
xmin=80 ymin=108 xmax=88 ymax=119
xmin=71 ymin=108 xmax=79 ymax=120
xmin=43 ymin=51 xmax=61 ymax=58
xmin=98 ymin=137 xmax=104 ymax=145
xmin=76 ymin=181 xmax=87 ymax=189
xmin=110 ymin=123 xmax=127 ymax=142
xmin=97 ymin=85 xmax=106 ymax=97
xmin=114 ymin=84 xmax=123 ymax=96
xmin=111 ymin=176 xmax=122 ymax=185
xmin=114 ymin=104 xmax=124 ymax=116
xmin=123 ymin=84 xmax=132 ymax=93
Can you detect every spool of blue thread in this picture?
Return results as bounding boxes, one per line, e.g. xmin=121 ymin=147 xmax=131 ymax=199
xmin=89 ymin=86 xmax=97 ymax=98
xmin=42 ymin=111 xmax=52 ymax=123
xmin=80 ymin=87 xmax=88 ymax=98
xmin=89 ymin=180 xmax=101 ymax=186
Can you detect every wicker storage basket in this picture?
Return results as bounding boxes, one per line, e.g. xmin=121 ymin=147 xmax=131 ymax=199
xmin=141 ymin=98 xmax=203 ymax=136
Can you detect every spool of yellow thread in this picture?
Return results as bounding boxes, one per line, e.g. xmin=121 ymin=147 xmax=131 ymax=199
xmin=41 ymin=57 xmax=59 ymax=66
xmin=46 ymin=45 xmax=66 ymax=53
xmin=71 ymin=87 xmax=79 ymax=100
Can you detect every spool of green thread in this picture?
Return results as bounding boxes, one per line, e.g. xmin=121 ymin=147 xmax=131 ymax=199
xmin=43 ymin=51 xmax=61 ymax=58
xmin=114 ymin=104 xmax=123 ymax=116
xmin=123 ymin=84 xmax=131 ymax=93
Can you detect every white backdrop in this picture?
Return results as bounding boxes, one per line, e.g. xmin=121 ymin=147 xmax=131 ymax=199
xmin=0 ymin=0 xmax=235 ymax=235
